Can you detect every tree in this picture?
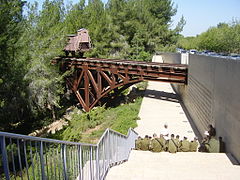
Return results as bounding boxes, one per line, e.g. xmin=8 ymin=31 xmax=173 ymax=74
xmin=24 ymin=0 xmax=66 ymax=121
xmin=0 ymin=0 xmax=186 ymax=132
xmin=0 ymin=0 xmax=29 ymax=131
xmin=105 ymin=0 xmax=180 ymax=60
xmin=178 ymin=20 xmax=240 ymax=54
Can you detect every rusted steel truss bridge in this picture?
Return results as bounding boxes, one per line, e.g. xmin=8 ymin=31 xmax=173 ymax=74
xmin=52 ymin=57 xmax=188 ymax=112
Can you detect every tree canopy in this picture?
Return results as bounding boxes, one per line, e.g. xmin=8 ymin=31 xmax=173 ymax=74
xmin=177 ymin=20 xmax=240 ymax=54
xmin=0 ymin=0 xmax=183 ymax=133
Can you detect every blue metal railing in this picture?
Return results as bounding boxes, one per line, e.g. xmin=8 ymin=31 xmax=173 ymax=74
xmin=0 ymin=128 xmax=138 ymax=180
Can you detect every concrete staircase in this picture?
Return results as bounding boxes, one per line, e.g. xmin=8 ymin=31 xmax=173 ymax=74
xmin=105 ymin=56 xmax=240 ymax=179
xmin=105 ymin=81 xmax=240 ymax=179
xmin=106 ymin=150 xmax=240 ymax=180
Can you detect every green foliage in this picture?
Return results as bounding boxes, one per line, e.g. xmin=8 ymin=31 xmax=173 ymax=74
xmin=0 ymin=78 xmax=4 ymax=108
xmin=0 ymin=0 xmax=183 ymax=133
xmin=177 ymin=36 xmax=199 ymax=50
xmin=135 ymin=81 xmax=148 ymax=90
xmin=0 ymin=0 xmax=68 ymax=132
xmin=79 ymin=0 xmax=183 ymax=59
xmin=177 ymin=20 xmax=240 ymax=53
xmin=50 ymin=97 xmax=143 ymax=143
xmin=0 ymin=0 xmax=31 ymax=131
xmin=107 ymin=97 xmax=141 ymax=134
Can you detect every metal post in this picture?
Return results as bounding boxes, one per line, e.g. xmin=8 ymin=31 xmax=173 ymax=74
xmin=39 ymin=141 xmax=46 ymax=180
xmin=107 ymin=129 xmax=110 ymax=169
xmin=23 ymin=140 xmax=30 ymax=180
xmin=0 ymin=128 xmax=138 ymax=180
xmin=78 ymin=145 xmax=83 ymax=180
xmin=17 ymin=139 xmax=23 ymax=180
xmin=89 ymin=146 xmax=93 ymax=180
xmin=62 ymin=144 xmax=68 ymax=180
xmin=29 ymin=141 xmax=36 ymax=180
xmin=9 ymin=138 xmax=17 ymax=179
xmin=116 ymin=134 xmax=118 ymax=162
xmin=35 ymin=141 xmax=41 ymax=178
xmin=57 ymin=144 xmax=62 ymax=179
xmin=95 ymin=146 xmax=100 ymax=180
xmin=0 ymin=136 xmax=10 ymax=180
xmin=107 ymin=129 xmax=111 ymax=168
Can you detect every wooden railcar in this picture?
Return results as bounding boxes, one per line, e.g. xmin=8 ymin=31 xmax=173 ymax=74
xmin=64 ymin=28 xmax=91 ymax=57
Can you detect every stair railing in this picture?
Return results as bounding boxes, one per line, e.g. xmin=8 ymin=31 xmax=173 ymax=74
xmin=0 ymin=128 xmax=138 ymax=180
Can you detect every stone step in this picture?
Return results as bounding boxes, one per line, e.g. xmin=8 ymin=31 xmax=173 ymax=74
xmin=107 ymin=72 xmax=240 ymax=180
xmin=106 ymin=150 xmax=240 ymax=180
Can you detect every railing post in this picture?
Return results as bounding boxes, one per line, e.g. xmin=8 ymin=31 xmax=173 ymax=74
xmin=23 ymin=140 xmax=30 ymax=180
xmin=0 ymin=136 xmax=10 ymax=180
xmin=62 ymin=144 xmax=68 ymax=180
xmin=89 ymin=146 xmax=93 ymax=180
xmin=39 ymin=141 xmax=46 ymax=180
xmin=78 ymin=145 xmax=83 ymax=180
xmin=107 ymin=129 xmax=110 ymax=168
xmin=102 ymin=139 xmax=105 ymax=173
xmin=95 ymin=146 xmax=100 ymax=180
xmin=0 ymin=128 xmax=137 ymax=180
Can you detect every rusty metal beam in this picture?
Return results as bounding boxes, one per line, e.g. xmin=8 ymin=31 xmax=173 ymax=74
xmin=53 ymin=56 xmax=188 ymax=111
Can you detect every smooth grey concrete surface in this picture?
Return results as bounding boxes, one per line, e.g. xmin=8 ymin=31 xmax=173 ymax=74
xmin=106 ymin=150 xmax=240 ymax=180
xmin=161 ymin=53 xmax=240 ymax=163
xmin=134 ymin=81 xmax=196 ymax=140
xmin=105 ymin=55 xmax=240 ymax=180
xmin=159 ymin=52 xmax=181 ymax=64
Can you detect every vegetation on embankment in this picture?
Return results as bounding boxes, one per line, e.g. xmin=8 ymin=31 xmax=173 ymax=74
xmin=48 ymin=82 xmax=147 ymax=144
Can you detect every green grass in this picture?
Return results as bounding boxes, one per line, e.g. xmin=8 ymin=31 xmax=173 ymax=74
xmin=49 ymin=97 xmax=142 ymax=143
xmin=4 ymin=82 xmax=146 ymax=179
xmin=48 ymin=82 xmax=147 ymax=144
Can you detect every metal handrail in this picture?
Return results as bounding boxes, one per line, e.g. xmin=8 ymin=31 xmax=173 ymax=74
xmin=0 ymin=128 xmax=138 ymax=180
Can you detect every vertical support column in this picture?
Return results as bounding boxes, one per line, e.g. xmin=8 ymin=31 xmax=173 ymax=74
xmin=124 ymin=67 xmax=129 ymax=84
xmin=0 ymin=136 xmax=10 ymax=180
xmin=97 ymin=67 xmax=102 ymax=98
xmin=83 ymin=64 xmax=90 ymax=112
xmin=110 ymin=66 xmax=116 ymax=89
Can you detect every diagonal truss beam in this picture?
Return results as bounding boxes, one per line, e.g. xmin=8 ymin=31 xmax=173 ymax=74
xmin=54 ymin=57 xmax=188 ymax=112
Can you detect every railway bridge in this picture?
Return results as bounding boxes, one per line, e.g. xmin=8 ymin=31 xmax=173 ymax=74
xmin=52 ymin=57 xmax=188 ymax=111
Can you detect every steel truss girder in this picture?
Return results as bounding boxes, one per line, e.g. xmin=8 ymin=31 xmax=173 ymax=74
xmin=53 ymin=57 xmax=188 ymax=112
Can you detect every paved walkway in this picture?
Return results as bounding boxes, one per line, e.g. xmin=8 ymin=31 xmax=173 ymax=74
xmin=135 ymin=81 xmax=196 ymax=140
xmin=105 ymin=56 xmax=240 ymax=180
xmin=106 ymin=81 xmax=240 ymax=180
xmin=106 ymin=150 xmax=240 ymax=180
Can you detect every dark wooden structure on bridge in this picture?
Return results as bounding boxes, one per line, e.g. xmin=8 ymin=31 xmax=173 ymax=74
xmin=52 ymin=57 xmax=188 ymax=112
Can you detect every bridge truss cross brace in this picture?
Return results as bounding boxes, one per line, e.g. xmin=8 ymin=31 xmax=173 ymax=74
xmin=54 ymin=57 xmax=188 ymax=112
xmin=66 ymin=66 xmax=142 ymax=112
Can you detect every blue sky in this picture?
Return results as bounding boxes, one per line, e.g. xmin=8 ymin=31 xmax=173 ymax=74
xmin=172 ymin=0 xmax=240 ymax=36
xmin=26 ymin=0 xmax=240 ymax=37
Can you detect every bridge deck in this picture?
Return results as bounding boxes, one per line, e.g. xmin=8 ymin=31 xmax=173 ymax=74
xmin=53 ymin=56 xmax=187 ymax=69
xmin=53 ymin=56 xmax=188 ymax=84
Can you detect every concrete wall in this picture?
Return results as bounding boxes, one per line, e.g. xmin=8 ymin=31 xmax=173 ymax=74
xmin=158 ymin=53 xmax=181 ymax=64
xmin=160 ymin=53 xmax=240 ymax=163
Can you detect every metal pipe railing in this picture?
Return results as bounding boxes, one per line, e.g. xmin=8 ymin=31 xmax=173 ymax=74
xmin=0 ymin=128 xmax=138 ymax=180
